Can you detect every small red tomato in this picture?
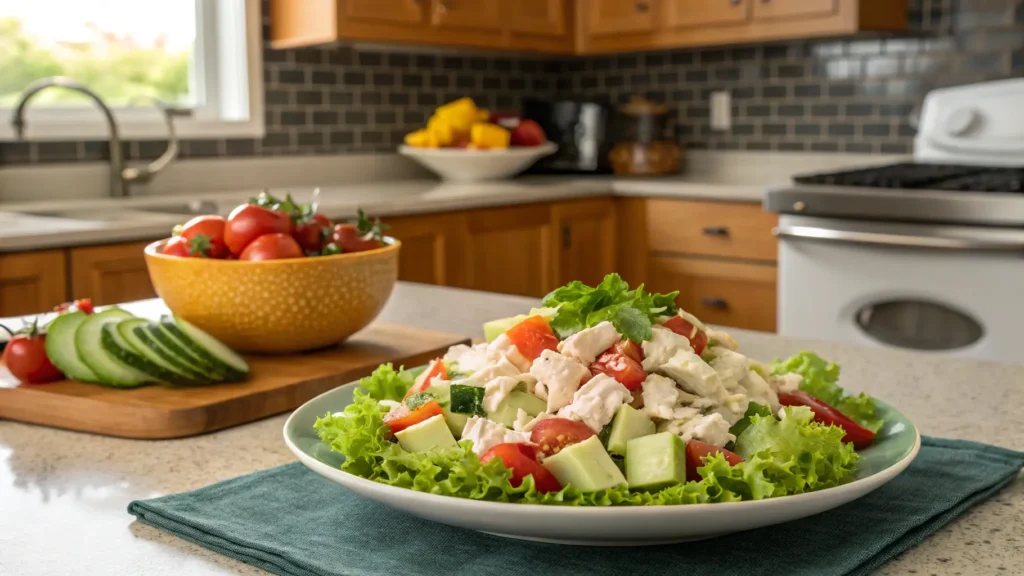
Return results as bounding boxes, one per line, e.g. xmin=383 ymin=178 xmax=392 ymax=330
xmin=331 ymin=223 xmax=383 ymax=253
xmin=510 ymin=119 xmax=547 ymax=147
xmin=161 ymin=236 xmax=192 ymax=257
xmin=313 ymin=213 xmax=333 ymax=228
xmin=180 ymin=215 xmax=229 ymax=258
xmin=292 ymin=220 xmax=326 ymax=253
xmin=481 ymin=443 xmax=562 ymax=493
xmin=75 ymin=299 xmax=94 ymax=314
xmin=504 ymin=316 xmax=559 ymax=362
xmin=225 ymin=204 xmax=293 ymax=255
xmin=3 ymin=327 xmax=62 ymax=384
xmin=239 ymin=233 xmax=304 ymax=261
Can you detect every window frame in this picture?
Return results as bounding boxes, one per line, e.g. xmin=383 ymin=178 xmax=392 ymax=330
xmin=0 ymin=0 xmax=264 ymax=142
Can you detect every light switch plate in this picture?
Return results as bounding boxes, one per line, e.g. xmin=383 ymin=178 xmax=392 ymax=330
xmin=710 ymin=91 xmax=732 ymax=131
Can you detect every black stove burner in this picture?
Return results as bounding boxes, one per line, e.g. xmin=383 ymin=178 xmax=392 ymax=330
xmin=794 ymin=162 xmax=1024 ymax=193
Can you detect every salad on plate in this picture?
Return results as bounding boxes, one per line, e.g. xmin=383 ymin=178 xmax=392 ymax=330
xmin=315 ymin=274 xmax=884 ymax=506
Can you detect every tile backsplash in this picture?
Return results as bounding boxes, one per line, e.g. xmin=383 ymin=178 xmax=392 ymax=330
xmin=2 ymin=0 xmax=1021 ymax=165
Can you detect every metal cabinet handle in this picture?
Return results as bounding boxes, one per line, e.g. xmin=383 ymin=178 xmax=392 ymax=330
xmin=702 ymin=226 xmax=730 ymax=237
xmin=772 ymin=224 xmax=1024 ymax=252
xmin=730 ymin=0 xmax=741 ymax=4
xmin=702 ymin=298 xmax=729 ymax=310
xmin=635 ymin=1 xmax=650 ymax=13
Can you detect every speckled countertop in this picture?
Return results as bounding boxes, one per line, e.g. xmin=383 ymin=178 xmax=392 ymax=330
xmin=3 ymin=282 xmax=1022 ymax=575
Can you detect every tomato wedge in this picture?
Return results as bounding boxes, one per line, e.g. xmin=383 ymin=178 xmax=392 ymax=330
xmin=778 ymin=390 xmax=876 ymax=449
xmin=481 ymin=443 xmax=563 ymax=493
xmin=685 ymin=440 xmax=744 ymax=482
xmin=405 ymin=358 xmax=447 ymax=399
xmin=383 ymin=400 xmax=444 ymax=434
xmin=590 ymin=352 xmax=647 ymax=391
xmin=504 ymin=316 xmax=559 ymax=362
xmin=614 ymin=339 xmax=644 ymax=364
xmin=529 ymin=418 xmax=596 ymax=457
xmin=663 ymin=315 xmax=708 ymax=354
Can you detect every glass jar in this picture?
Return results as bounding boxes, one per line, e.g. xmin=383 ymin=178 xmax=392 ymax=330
xmin=609 ymin=96 xmax=682 ymax=176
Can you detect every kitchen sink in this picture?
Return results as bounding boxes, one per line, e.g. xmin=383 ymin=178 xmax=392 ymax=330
xmin=20 ymin=200 xmax=219 ymax=221
xmin=134 ymin=200 xmax=219 ymax=215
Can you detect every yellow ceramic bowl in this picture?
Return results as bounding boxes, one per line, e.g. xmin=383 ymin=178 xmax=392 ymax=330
xmin=144 ymin=238 xmax=400 ymax=353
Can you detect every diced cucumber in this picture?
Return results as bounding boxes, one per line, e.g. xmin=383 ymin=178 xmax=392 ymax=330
xmin=625 ymin=432 xmax=687 ymax=492
xmin=449 ymin=385 xmax=485 ymax=416
xmin=146 ymin=323 xmax=228 ymax=381
xmin=76 ymin=309 xmax=153 ymax=388
xmin=44 ymin=310 xmax=98 ymax=383
xmin=606 ymin=404 xmax=656 ymax=457
xmin=101 ymin=324 xmax=190 ymax=385
xmin=488 ymin=391 xmax=547 ymax=427
xmin=395 ymin=414 xmax=458 ymax=453
xmin=116 ymin=319 xmax=211 ymax=385
xmin=483 ymin=315 xmax=527 ymax=343
xmin=542 ymin=436 xmax=627 ymax=492
xmin=424 ymin=384 xmax=468 ymax=438
xmin=161 ymin=317 xmax=248 ymax=380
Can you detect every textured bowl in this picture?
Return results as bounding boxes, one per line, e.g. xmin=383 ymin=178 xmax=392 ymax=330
xmin=398 ymin=142 xmax=557 ymax=182
xmin=144 ymin=238 xmax=400 ymax=353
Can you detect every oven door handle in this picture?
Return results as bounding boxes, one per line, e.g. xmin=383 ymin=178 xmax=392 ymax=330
xmin=773 ymin=224 xmax=1024 ymax=252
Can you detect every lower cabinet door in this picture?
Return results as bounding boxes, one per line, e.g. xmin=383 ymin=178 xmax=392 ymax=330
xmin=70 ymin=241 xmax=157 ymax=306
xmin=649 ymin=255 xmax=777 ymax=332
xmin=460 ymin=204 xmax=553 ymax=298
xmin=0 ymin=250 xmax=67 ymax=316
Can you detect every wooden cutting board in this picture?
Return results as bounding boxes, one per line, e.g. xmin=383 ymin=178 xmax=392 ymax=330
xmin=0 ymin=323 xmax=468 ymax=439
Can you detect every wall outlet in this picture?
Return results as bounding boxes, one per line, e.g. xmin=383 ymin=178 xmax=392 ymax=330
xmin=710 ymin=91 xmax=732 ymax=131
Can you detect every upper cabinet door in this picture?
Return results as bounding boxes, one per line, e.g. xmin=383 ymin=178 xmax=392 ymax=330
xmin=431 ymin=0 xmax=502 ymax=32
xmin=586 ymin=0 xmax=658 ymax=36
xmin=752 ymin=0 xmax=837 ymax=21
xmin=344 ymin=0 xmax=427 ymax=25
xmin=510 ymin=0 xmax=569 ymax=37
xmin=664 ymin=0 xmax=749 ymax=29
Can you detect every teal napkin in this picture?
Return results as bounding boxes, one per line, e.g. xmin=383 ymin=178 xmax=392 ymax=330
xmin=128 ymin=437 xmax=1024 ymax=576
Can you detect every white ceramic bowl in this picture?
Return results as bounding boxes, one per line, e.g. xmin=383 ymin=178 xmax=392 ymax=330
xmin=399 ymin=142 xmax=558 ymax=182
xmin=284 ymin=381 xmax=921 ymax=546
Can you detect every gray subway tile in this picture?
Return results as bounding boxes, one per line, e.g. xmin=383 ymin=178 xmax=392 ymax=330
xmin=828 ymin=124 xmax=855 ymax=136
xmin=311 ymin=70 xmax=336 ymax=85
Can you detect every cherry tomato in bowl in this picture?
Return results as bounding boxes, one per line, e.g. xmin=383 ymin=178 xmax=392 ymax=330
xmin=332 ymin=224 xmax=383 ymax=253
xmin=180 ymin=215 xmax=229 ymax=258
xmin=225 ymin=205 xmax=293 ymax=256
xmin=239 ymin=233 xmax=305 ymax=261
xmin=161 ymin=236 xmax=193 ymax=257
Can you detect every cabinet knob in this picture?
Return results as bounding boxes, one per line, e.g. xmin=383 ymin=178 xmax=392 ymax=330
xmin=635 ymin=1 xmax=650 ymax=13
xmin=702 ymin=226 xmax=730 ymax=237
xmin=702 ymin=297 xmax=729 ymax=310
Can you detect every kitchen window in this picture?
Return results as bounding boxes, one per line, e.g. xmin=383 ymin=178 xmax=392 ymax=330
xmin=0 ymin=0 xmax=263 ymax=141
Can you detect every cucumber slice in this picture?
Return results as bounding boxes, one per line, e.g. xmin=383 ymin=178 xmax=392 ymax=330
xmin=101 ymin=324 xmax=190 ymax=385
xmin=166 ymin=316 xmax=249 ymax=379
xmin=76 ymin=309 xmax=152 ymax=388
xmin=116 ymin=319 xmax=211 ymax=385
xmin=44 ymin=311 xmax=99 ymax=383
xmin=145 ymin=323 xmax=228 ymax=381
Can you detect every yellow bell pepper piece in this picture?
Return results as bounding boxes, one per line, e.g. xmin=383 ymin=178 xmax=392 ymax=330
xmin=404 ymin=129 xmax=438 ymax=148
xmin=470 ymin=122 xmax=510 ymax=149
xmin=426 ymin=115 xmax=454 ymax=147
xmin=434 ymin=97 xmax=479 ymax=133
xmin=476 ymin=109 xmax=490 ymax=123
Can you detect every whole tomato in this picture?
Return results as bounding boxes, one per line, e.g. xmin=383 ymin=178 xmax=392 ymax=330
xmin=332 ymin=224 xmax=383 ymax=253
xmin=292 ymin=220 xmax=326 ymax=254
xmin=313 ymin=213 xmax=333 ymax=228
xmin=239 ymin=233 xmax=304 ymax=261
xmin=180 ymin=215 xmax=229 ymax=258
xmin=161 ymin=236 xmax=192 ymax=257
xmin=2 ymin=323 xmax=62 ymax=384
xmin=224 ymin=205 xmax=292 ymax=255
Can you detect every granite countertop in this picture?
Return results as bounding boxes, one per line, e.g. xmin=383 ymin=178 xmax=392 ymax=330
xmin=0 ymin=174 xmax=767 ymax=252
xmin=2 ymin=282 xmax=1023 ymax=575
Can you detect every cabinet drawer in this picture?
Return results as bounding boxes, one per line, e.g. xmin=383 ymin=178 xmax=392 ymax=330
xmin=649 ymin=255 xmax=776 ymax=332
xmin=645 ymin=199 xmax=777 ymax=262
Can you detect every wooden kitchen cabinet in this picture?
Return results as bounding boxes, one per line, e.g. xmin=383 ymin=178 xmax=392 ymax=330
xmin=551 ymin=198 xmax=616 ymax=288
xmin=432 ymin=0 xmax=502 ymax=32
xmin=752 ymin=0 xmax=837 ymax=21
xmin=70 ymin=242 xmax=156 ymax=307
xmin=386 ymin=212 xmax=465 ymax=287
xmin=459 ymin=204 xmax=554 ymax=298
xmin=508 ymin=0 xmax=574 ymax=52
xmin=663 ymin=0 xmax=750 ymax=30
xmin=0 ymin=250 xmax=67 ymax=317
xmin=581 ymin=0 xmax=658 ymax=37
xmin=645 ymin=198 xmax=778 ymax=262
xmin=345 ymin=0 xmax=427 ymax=25
xmin=649 ymin=255 xmax=777 ymax=333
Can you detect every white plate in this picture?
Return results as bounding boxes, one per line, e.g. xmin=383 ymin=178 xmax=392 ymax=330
xmin=284 ymin=382 xmax=920 ymax=546
xmin=398 ymin=142 xmax=557 ymax=182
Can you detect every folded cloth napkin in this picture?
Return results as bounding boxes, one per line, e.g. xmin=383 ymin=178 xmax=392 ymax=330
xmin=128 ymin=437 xmax=1024 ymax=576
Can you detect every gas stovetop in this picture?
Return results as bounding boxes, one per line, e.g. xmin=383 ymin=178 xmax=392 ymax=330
xmin=794 ymin=163 xmax=1024 ymax=193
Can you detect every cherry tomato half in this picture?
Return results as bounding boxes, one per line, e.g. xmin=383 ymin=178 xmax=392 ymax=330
xmin=292 ymin=220 xmax=326 ymax=254
xmin=481 ymin=443 xmax=563 ymax=493
xmin=239 ymin=233 xmax=305 ymax=261
xmin=405 ymin=358 xmax=448 ymax=399
xmin=614 ymin=339 xmax=644 ymax=364
xmin=3 ymin=332 xmax=62 ymax=384
xmin=778 ymin=390 xmax=876 ymax=449
xmin=590 ymin=351 xmax=647 ymax=391
xmin=663 ymin=315 xmax=708 ymax=355
xmin=180 ymin=215 xmax=229 ymax=258
xmin=384 ymin=400 xmax=444 ymax=434
xmin=685 ymin=440 xmax=743 ymax=482
xmin=529 ymin=418 xmax=596 ymax=457
xmin=225 ymin=204 xmax=292 ymax=255
xmin=505 ymin=316 xmax=559 ymax=362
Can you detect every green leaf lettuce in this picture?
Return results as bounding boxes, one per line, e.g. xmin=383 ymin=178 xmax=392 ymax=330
xmin=771 ymin=351 xmax=884 ymax=433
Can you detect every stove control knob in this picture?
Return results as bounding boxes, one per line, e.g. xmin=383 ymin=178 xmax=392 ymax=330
xmin=944 ymin=107 xmax=978 ymax=137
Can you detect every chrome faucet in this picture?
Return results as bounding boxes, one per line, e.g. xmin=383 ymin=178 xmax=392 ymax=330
xmin=11 ymin=77 xmax=184 ymax=198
